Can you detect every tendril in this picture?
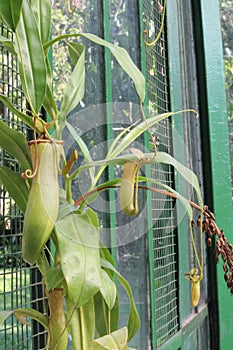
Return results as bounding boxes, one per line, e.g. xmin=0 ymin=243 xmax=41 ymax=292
xmin=143 ymin=0 xmax=167 ymax=47
xmin=21 ymin=117 xmax=39 ymax=179
xmin=67 ymin=0 xmax=77 ymax=14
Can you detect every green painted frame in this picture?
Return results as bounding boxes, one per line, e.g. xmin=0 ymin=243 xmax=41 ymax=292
xmin=198 ymin=0 xmax=233 ymax=348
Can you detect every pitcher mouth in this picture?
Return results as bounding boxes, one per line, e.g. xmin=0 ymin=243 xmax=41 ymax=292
xmin=28 ymin=139 xmax=64 ymax=146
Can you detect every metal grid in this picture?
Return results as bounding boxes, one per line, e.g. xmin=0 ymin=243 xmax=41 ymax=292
xmin=0 ymin=23 xmax=47 ymax=349
xmin=143 ymin=0 xmax=179 ymax=347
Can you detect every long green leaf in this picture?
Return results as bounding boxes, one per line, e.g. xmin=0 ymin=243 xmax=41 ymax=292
xmin=75 ymin=110 xmax=198 ymax=182
xmin=81 ymin=33 xmax=145 ymax=102
xmin=0 ymin=36 xmax=17 ymax=55
xmin=67 ymin=41 xmax=84 ymax=66
xmin=99 ymin=269 xmax=117 ymax=310
xmin=0 ymin=120 xmax=32 ymax=171
xmin=66 ymin=121 xmax=94 ymax=181
xmin=36 ymin=251 xmax=50 ymax=276
xmin=0 ymin=94 xmax=34 ymax=129
xmin=80 ymin=299 xmax=95 ymax=350
xmin=44 ymin=33 xmax=145 ymax=102
xmin=66 ymin=297 xmax=82 ymax=350
xmin=15 ymin=0 xmax=46 ymax=114
xmin=93 ymin=327 xmax=128 ymax=350
xmin=107 ymin=112 xmax=172 ymax=159
xmin=0 ymin=0 xmax=23 ymax=31
xmin=91 ymin=111 xmax=179 ymax=186
xmin=0 ymin=308 xmax=49 ymax=329
xmin=43 ymin=83 xmax=58 ymax=121
xmin=0 ymin=166 xmax=29 ymax=213
xmin=101 ymin=259 xmax=140 ymax=341
xmin=58 ymin=44 xmax=85 ymax=124
xmin=42 ymin=57 xmax=58 ymax=122
xmin=55 ymin=208 xmax=101 ymax=306
xmin=31 ymin=0 xmax=51 ymax=44
xmin=94 ymin=290 xmax=119 ymax=338
xmin=44 ymin=268 xmax=64 ymax=290
xmin=155 ymin=152 xmax=203 ymax=208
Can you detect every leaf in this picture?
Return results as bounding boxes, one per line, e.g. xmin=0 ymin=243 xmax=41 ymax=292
xmin=0 ymin=120 xmax=32 ymax=171
xmin=0 ymin=35 xmax=17 ymax=55
xmin=66 ymin=297 xmax=82 ymax=350
xmin=101 ymin=259 xmax=140 ymax=341
xmin=58 ymin=44 xmax=85 ymax=124
xmin=44 ymin=268 xmax=64 ymax=291
xmin=67 ymin=42 xmax=84 ymax=66
xmin=66 ymin=297 xmax=95 ymax=350
xmin=15 ymin=0 xmax=47 ymax=114
xmin=66 ymin=121 xmax=94 ymax=181
xmin=0 ymin=311 xmax=12 ymax=325
xmin=94 ymin=290 xmax=119 ymax=337
xmin=99 ymin=269 xmax=117 ymax=310
xmin=31 ymin=0 xmax=51 ymax=44
xmin=55 ymin=208 xmax=101 ymax=306
xmin=0 ymin=94 xmax=34 ymax=129
xmin=36 ymin=250 xmax=50 ymax=276
xmin=14 ymin=308 xmax=49 ymax=329
xmin=0 ymin=308 xmax=49 ymax=330
xmin=43 ymin=83 xmax=58 ymax=121
xmin=107 ymin=112 xmax=172 ymax=159
xmin=93 ymin=327 xmax=128 ymax=350
xmin=0 ymin=0 xmax=23 ymax=31
xmin=155 ymin=152 xmax=203 ymax=208
xmin=44 ymin=33 xmax=146 ymax=101
xmin=80 ymin=299 xmax=95 ymax=350
xmin=0 ymin=166 xmax=29 ymax=213
xmin=82 ymin=33 xmax=145 ymax=102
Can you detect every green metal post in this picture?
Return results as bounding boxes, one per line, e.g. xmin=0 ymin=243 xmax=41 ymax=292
xmin=103 ymin=0 xmax=118 ymax=261
xmin=198 ymin=0 xmax=233 ymax=348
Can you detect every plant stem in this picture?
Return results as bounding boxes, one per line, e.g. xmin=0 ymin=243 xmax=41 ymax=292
xmin=47 ymin=288 xmax=68 ymax=350
xmin=65 ymin=177 xmax=73 ymax=204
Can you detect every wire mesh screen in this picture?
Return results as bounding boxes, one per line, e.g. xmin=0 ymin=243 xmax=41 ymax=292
xmin=143 ymin=0 xmax=179 ymax=347
xmin=0 ymin=23 xmax=47 ymax=349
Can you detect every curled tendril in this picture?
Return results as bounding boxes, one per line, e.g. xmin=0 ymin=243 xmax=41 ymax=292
xmin=21 ymin=117 xmax=39 ymax=180
xmin=67 ymin=0 xmax=77 ymax=14
xmin=143 ymin=0 xmax=167 ymax=47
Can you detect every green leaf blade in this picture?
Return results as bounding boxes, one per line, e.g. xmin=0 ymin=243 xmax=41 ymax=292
xmin=93 ymin=327 xmax=128 ymax=350
xmin=31 ymin=0 xmax=51 ymax=44
xmin=101 ymin=259 xmax=140 ymax=341
xmin=0 ymin=0 xmax=23 ymax=31
xmin=0 ymin=94 xmax=34 ymax=129
xmin=55 ymin=208 xmax=101 ymax=307
xmin=0 ymin=166 xmax=29 ymax=213
xmin=0 ymin=308 xmax=49 ymax=329
xmin=0 ymin=36 xmax=17 ymax=55
xmin=81 ymin=33 xmax=145 ymax=102
xmin=0 ymin=120 xmax=32 ymax=171
xmin=44 ymin=32 xmax=145 ymax=102
xmin=58 ymin=44 xmax=85 ymax=123
xmin=16 ymin=0 xmax=47 ymax=114
xmin=66 ymin=121 xmax=94 ymax=181
xmin=155 ymin=151 xmax=204 ymax=208
xmin=44 ymin=268 xmax=64 ymax=290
